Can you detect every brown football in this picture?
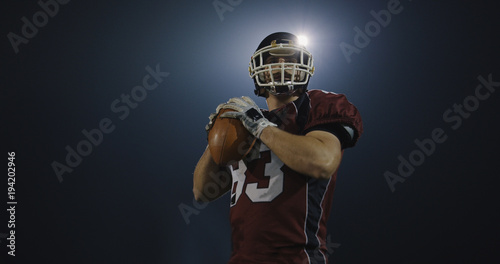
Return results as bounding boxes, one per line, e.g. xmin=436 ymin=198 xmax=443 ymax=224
xmin=208 ymin=109 xmax=257 ymax=166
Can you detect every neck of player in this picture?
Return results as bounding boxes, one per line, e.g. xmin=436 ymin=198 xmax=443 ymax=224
xmin=266 ymin=93 xmax=299 ymax=111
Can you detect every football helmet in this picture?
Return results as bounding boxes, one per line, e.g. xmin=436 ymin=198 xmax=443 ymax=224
xmin=249 ymin=32 xmax=314 ymax=97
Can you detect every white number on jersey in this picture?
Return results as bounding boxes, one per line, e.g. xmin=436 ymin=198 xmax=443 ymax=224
xmin=230 ymin=144 xmax=284 ymax=206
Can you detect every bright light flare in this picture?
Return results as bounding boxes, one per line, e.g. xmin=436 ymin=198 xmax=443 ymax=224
xmin=297 ymin=35 xmax=309 ymax=46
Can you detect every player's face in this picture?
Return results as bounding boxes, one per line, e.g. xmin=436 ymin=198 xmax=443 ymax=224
xmin=263 ymin=56 xmax=301 ymax=83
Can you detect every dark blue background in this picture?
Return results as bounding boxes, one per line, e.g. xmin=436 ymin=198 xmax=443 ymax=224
xmin=2 ymin=0 xmax=499 ymax=263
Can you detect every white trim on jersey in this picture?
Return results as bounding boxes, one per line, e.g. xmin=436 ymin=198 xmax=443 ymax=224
xmin=303 ymin=181 xmax=311 ymax=264
xmin=314 ymin=176 xmax=332 ymax=263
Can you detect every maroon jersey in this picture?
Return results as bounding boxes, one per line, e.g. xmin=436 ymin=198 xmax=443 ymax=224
xmin=228 ymin=90 xmax=363 ymax=264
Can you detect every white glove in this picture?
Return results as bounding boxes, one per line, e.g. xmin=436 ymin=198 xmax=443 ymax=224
xmin=219 ymin=96 xmax=277 ymax=138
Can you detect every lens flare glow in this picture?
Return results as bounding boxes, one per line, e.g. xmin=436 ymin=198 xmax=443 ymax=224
xmin=297 ymin=35 xmax=308 ymax=46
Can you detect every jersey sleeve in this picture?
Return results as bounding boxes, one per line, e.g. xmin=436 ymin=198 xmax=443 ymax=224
xmin=304 ymin=90 xmax=363 ymax=148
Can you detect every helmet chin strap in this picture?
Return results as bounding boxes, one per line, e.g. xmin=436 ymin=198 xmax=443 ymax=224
xmin=254 ymin=85 xmax=303 ymax=97
xmin=268 ymin=84 xmax=295 ymax=96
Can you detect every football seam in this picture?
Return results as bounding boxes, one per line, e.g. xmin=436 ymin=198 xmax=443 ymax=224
xmin=219 ymin=118 xmax=230 ymax=165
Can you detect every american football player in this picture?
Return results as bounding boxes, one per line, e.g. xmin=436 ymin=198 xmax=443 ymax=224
xmin=194 ymin=32 xmax=363 ymax=263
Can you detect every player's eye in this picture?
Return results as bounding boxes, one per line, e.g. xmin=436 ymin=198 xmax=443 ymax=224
xmin=265 ymin=57 xmax=278 ymax=64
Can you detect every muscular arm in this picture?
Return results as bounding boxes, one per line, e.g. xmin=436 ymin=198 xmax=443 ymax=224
xmin=260 ymin=126 xmax=342 ymax=180
xmin=193 ymin=145 xmax=232 ymax=202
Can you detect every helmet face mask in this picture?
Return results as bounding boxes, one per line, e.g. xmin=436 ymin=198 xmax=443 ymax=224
xmin=249 ymin=33 xmax=314 ymax=97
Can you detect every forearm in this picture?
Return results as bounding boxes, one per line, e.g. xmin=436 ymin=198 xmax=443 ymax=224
xmin=260 ymin=126 xmax=341 ymax=179
xmin=193 ymin=145 xmax=231 ymax=202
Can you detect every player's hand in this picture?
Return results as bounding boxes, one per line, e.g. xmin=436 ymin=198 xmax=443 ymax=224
xmin=219 ymin=96 xmax=277 ymax=138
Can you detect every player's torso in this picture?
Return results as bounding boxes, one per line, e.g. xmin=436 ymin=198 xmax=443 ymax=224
xmin=228 ymin=91 xmax=335 ymax=263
